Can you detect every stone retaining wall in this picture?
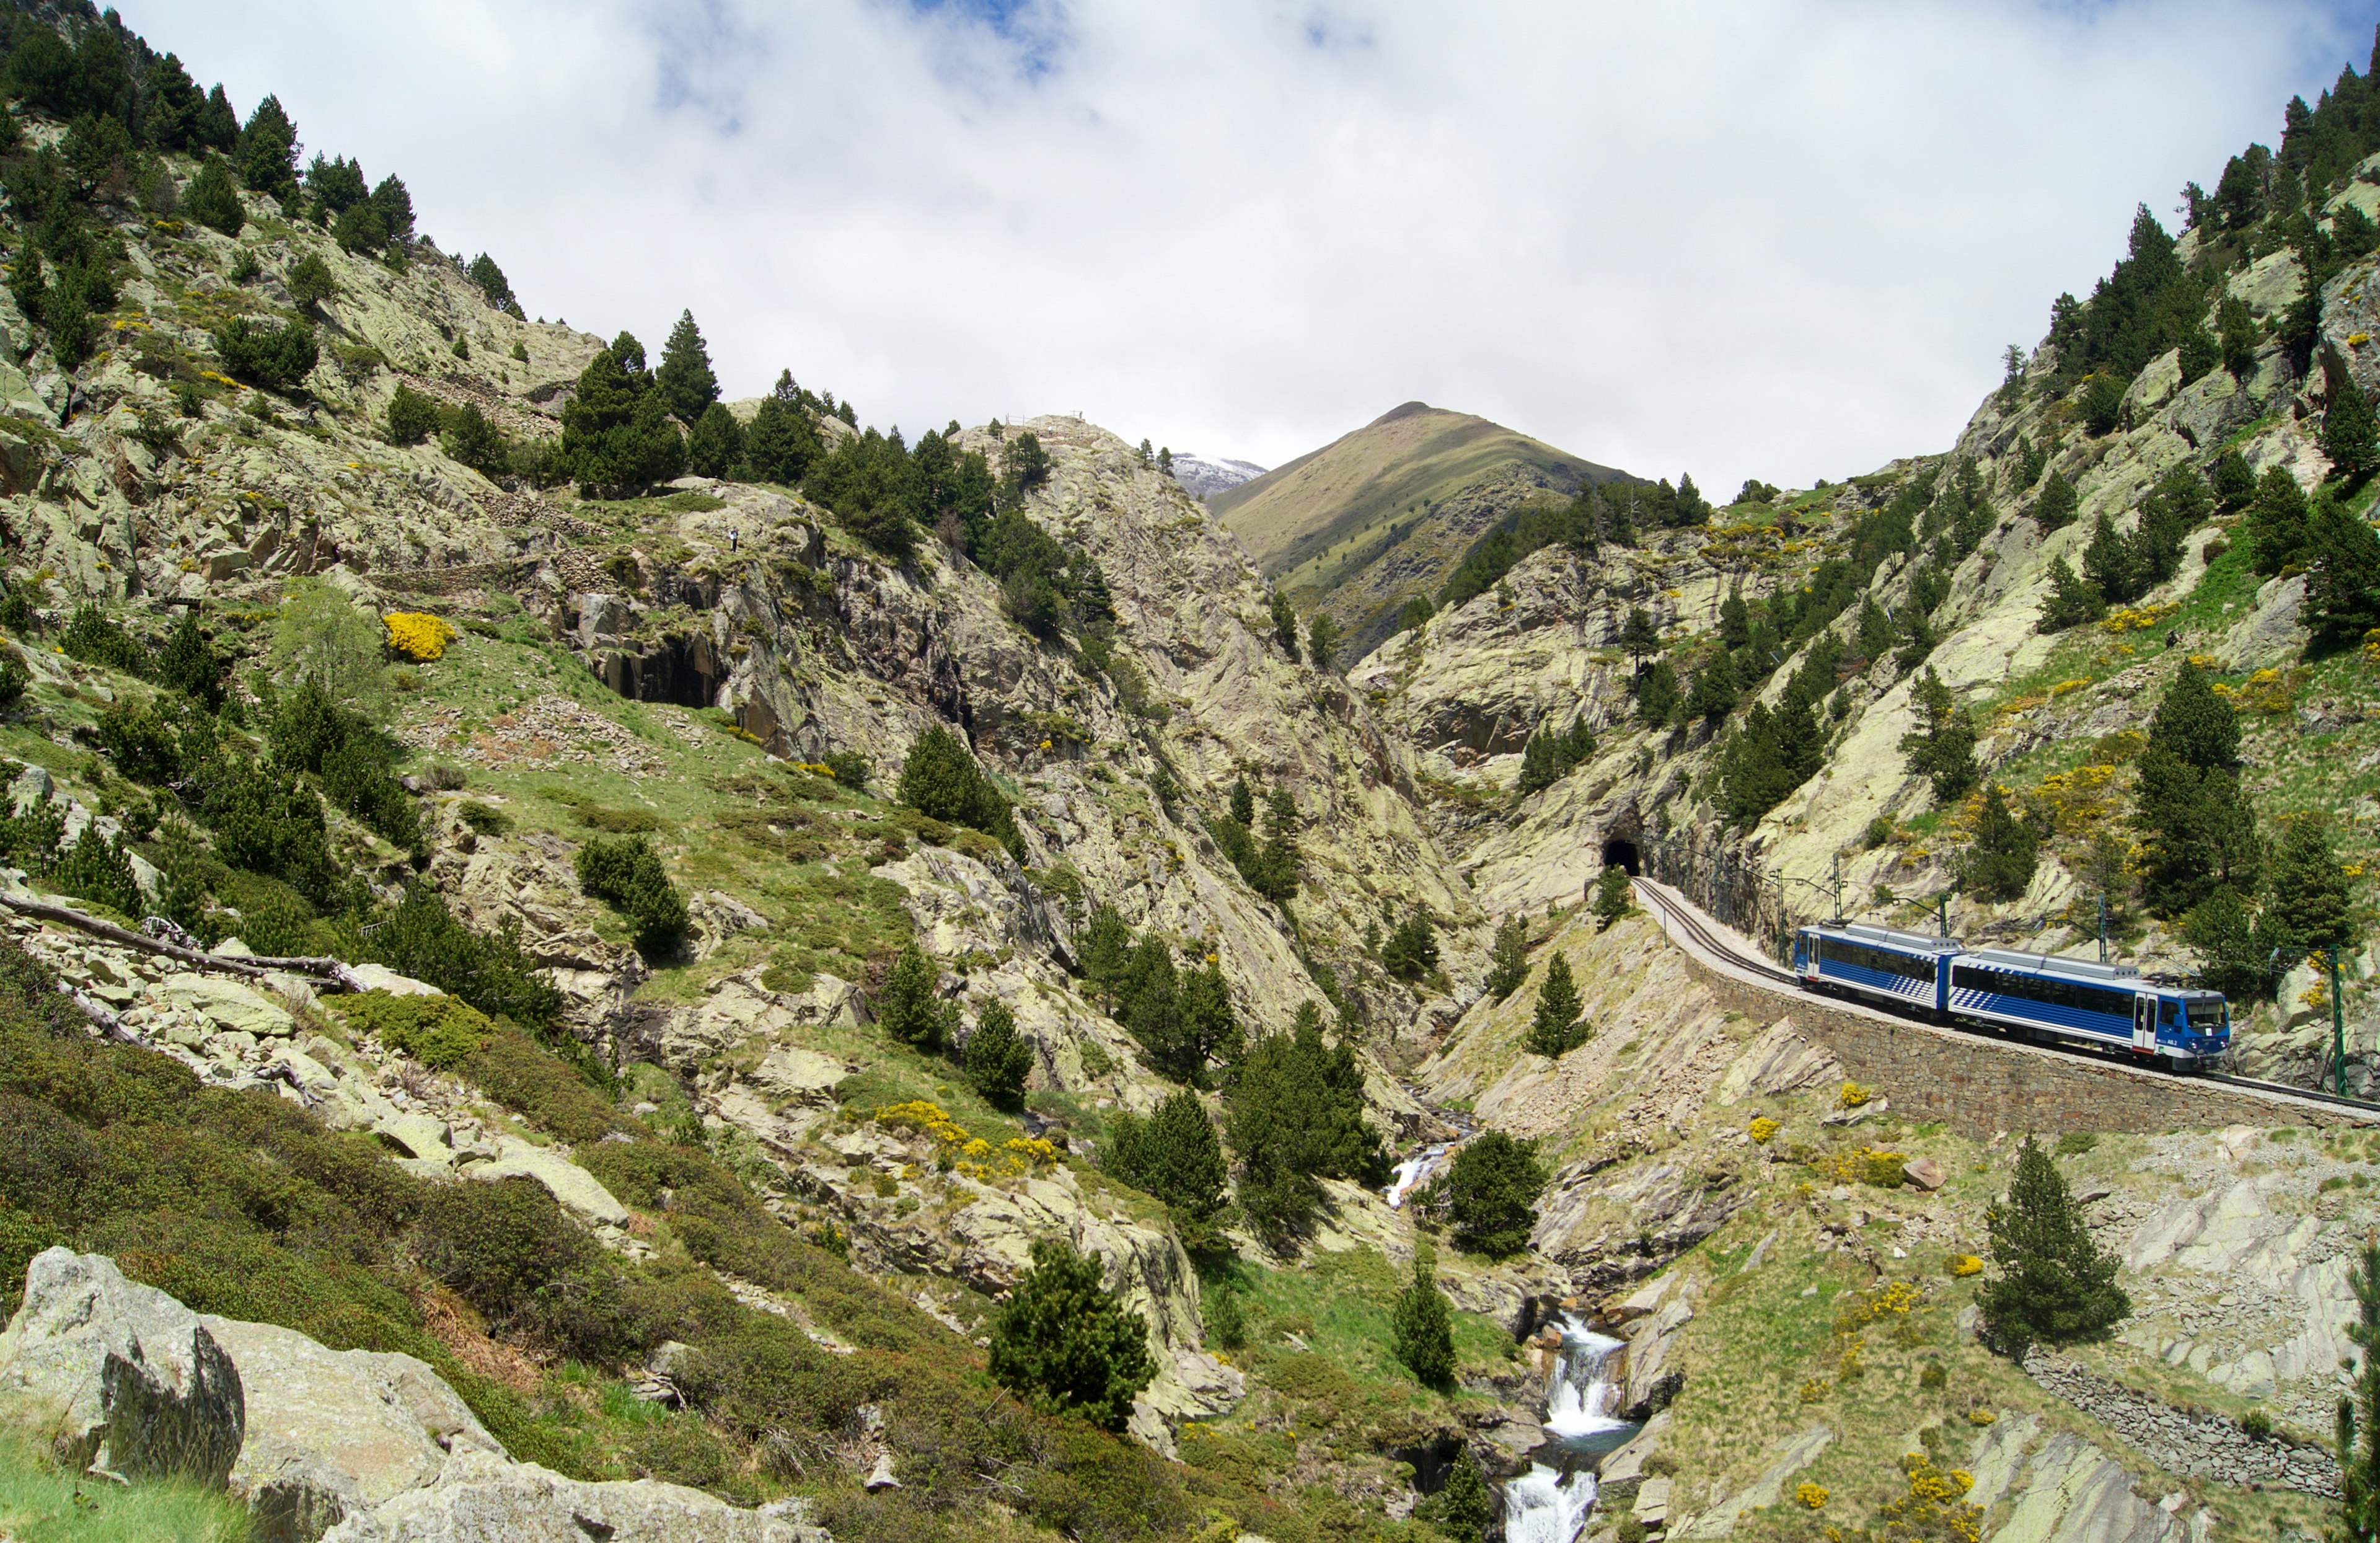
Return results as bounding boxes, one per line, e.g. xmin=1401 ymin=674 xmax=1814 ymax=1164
xmin=2024 ymin=1351 xmax=2339 ymax=1497
xmin=1672 ymin=952 xmax=2373 ymax=1138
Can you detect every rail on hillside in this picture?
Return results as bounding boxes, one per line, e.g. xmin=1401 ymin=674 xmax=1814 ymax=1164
xmin=1629 ymin=877 xmax=2380 ymax=1124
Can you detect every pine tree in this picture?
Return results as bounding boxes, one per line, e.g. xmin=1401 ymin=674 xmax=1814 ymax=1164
xmin=1079 ymin=902 xmax=1132 ymax=1011
xmin=1592 ymin=865 xmax=1631 ymax=932
xmin=2323 ymin=363 xmax=2380 ymax=482
xmin=2217 ymin=292 xmax=2260 ymax=377
xmin=1171 ymin=961 xmax=1243 ymax=1086
xmin=876 ymin=944 xmax=949 ymax=1053
xmin=743 ymin=371 xmax=824 ymax=485
xmin=964 ymin=999 xmax=1034 ymax=1110
xmin=2334 ymin=1239 xmax=2380 ymax=1543
xmin=1418 ymin=1446 xmax=1493 ymax=1541
xmin=196 ymin=85 xmax=240 ymax=151
xmin=2263 ymin=818 xmax=2354 ymax=956
xmin=1483 ymin=916 xmax=1529 ymax=1001
xmin=1228 ymin=776 xmax=1254 ymax=826
xmin=1381 ymin=912 xmax=1439 ymax=982
xmin=896 ymin=725 xmax=1016 ymax=846
xmin=1390 ymin=1245 xmax=1456 ymax=1387
xmin=1269 ymin=590 xmax=1301 ymax=660
xmin=2182 ymin=886 xmax=2283 ymax=1001
xmin=1253 ymin=788 xmax=1301 ymax=904
xmin=184 ymin=156 xmax=243 ymax=236
xmin=1618 ymin=607 xmax=1660 ymax=671
xmin=559 ymin=333 xmax=686 ymax=491
xmin=1121 ymin=937 xmax=1181 ymax=1071
xmin=1899 ymin=666 xmax=1978 ymax=801
xmin=655 ymin=309 xmax=720 ymax=425
xmin=236 ymin=94 xmax=299 ymax=201
xmin=1442 ymin=1131 xmax=1547 ymax=1257
xmin=1634 ymin=658 xmax=1680 ymax=727
xmin=1307 ymin=614 xmax=1340 ymax=670
xmin=1226 ymin=1002 xmax=1386 ymax=1242
xmin=2082 ymin=512 xmax=2141 ymax=604
xmin=2033 ymin=470 xmax=2079 ymax=531
xmin=2131 ymin=662 xmax=2260 ymax=916
xmin=1960 ymin=785 xmax=2038 ymax=901
xmin=1977 ymin=1135 xmax=2130 ymax=1356
xmin=2304 ymin=493 xmax=2380 ymax=648
xmin=2211 ymin=448 xmax=2256 ymax=510
xmin=1104 ymin=1088 xmax=1229 ymax=1236
xmin=987 ymin=1237 xmax=1155 ymax=1430
xmin=2246 ymin=466 xmax=2312 ymax=577
xmin=1525 ymin=953 xmax=1585 ymax=1056
xmin=686 ymin=402 xmax=744 ymax=479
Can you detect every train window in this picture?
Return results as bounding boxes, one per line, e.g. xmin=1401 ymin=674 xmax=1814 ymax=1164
xmin=1820 ymin=938 xmax=1934 ymax=982
xmin=2186 ymin=999 xmax=2224 ymax=1027
xmin=1951 ymin=965 xmax=2128 ymax=1019
xmin=2161 ymin=1001 xmax=2177 ymax=1025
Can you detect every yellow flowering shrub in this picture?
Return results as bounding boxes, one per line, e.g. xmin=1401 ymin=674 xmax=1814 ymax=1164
xmin=2097 ymin=603 xmax=2177 ymax=634
xmin=2048 ymin=678 xmax=2092 ymax=697
xmin=383 ymin=612 xmax=459 ymax=661
xmin=1965 ymin=1407 xmax=1996 ymax=1425
xmin=2364 ymin=628 xmax=2380 ymax=665
xmin=1813 ymin=1146 xmax=1908 ymax=1187
xmin=1796 ymin=1483 xmax=1830 ymax=1510
xmin=1799 ymin=1377 xmax=1829 ymax=1404
xmin=1749 ymin=1116 xmax=1780 ymax=1144
xmin=1876 ymin=1454 xmax=1982 ymax=1543
xmin=1838 ymin=1082 xmax=1872 ymax=1109
xmin=1947 ymin=1254 xmax=1983 ymax=1278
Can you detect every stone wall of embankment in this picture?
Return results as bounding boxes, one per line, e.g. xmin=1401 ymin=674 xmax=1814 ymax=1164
xmin=1672 ymin=951 xmax=2375 ymax=1137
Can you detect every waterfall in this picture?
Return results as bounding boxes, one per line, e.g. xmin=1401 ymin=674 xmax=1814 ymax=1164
xmin=1383 ymin=1143 xmax=1448 ymax=1208
xmin=1505 ymin=1317 xmax=1635 ymax=1543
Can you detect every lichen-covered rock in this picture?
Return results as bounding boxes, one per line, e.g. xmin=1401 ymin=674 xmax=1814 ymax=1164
xmin=462 ymin=1138 xmax=632 ymax=1226
xmin=317 ymin=1449 xmax=827 ymax=1542
xmin=198 ymin=1315 xmax=503 ymax=1543
xmin=0 ymin=1248 xmax=244 ymax=1485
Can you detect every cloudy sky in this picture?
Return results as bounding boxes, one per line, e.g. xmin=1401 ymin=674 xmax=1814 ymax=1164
xmin=138 ymin=1 xmax=2373 ymax=492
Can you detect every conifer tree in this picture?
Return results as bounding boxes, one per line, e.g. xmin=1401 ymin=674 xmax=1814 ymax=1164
xmin=2323 ymin=363 xmax=2380 ymax=482
xmin=1419 ymin=1447 xmax=1493 ymax=1541
xmin=1381 ymin=911 xmax=1439 ymax=982
xmin=467 ymin=254 xmax=518 ymax=314
xmin=2216 ymin=292 xmax=2259 ymax=377
xmin=2210 ymin=448 xmax=2256 ymax=510
xmin=1228 ymin=776 xmax=1254 ymax=827
xmin=2133 ymin=663 xmax=2259 ymax=916
xmin=2036 ymin=555 xmax=2105 ymax=633
xmin=2246 ymin=466 xmax=2311 ymax=577
xmin=2263 ymin=818 xmax=2354 ymax=956
xmin=2334 ymin=1239 xmax=2380 ymax=1543
xmin=2181 ymin=886 xmax=2283 ymax=1001
xmin=686 ymin=402 xmax=743 ymax=479
xmin=1121 ymin=937 xmax=1181 ymax=1071
xmin=559 ymin=332 xmax=686 ymax=491
xmin=896 ymin=725 xmax=1017 ymax=847
xmin=655 ymin=309 xmax=720 ymax=425
xmin=1634 ymin=658 xmax=1680 ymax=727
xmin=1104 ymin=1088 xmax=1229 ymax=1238
xmin=196 ymin=85 xmax=239 ymax=151
xmin=1079 ymin=902 xmax=1132 ymax=1011
xmin=1227 ymin=1002 xmax=1386 ymax=1242
xmin=1978 ymin=1135 xmax=2130 ymax=1356
xmin=743 ymin=371 xmax=823 ymax=485
xmin=1390 ymin=1245 xmax=1456 ymax=1387
xmin=1525 ymin=953 xmax=1585 ymax=1056
xmin=964 ymin=999 xmax=1033 ymax=1110
xmin=1592 ymin=865 xmax=1631 ymax=931
xmin=1253 ymin=788 xmax=1301 ymax=904
xmin=236 ymin=94 xmax=299 ymax=202
xmin=1960 ymin=785 xmax=2038 ymax=901
xmin=1618 ymin=607 xmax=1660 ymax=672
xmin=2082 ymin=513 xmax=2140 ymax=604
xmin=876 ymin=944 xmax=949 ymax=1053
xmin=2304 ymin=493 xmax=2380 ymax=648
xmin=386 ymin=383 xmax=440 ymax=447
xmin=1900 ymin=666 xmax=1978 ymax=802
xmin=2032 ymin=469 xmax=2079 ymax=531
xmin=184 ymin=156 xmax=243 ymax=236
xmin=1482 ymin=916 xmax=1529 ymax=1001
xmin=1269 ymin=590 xmax=1301 ymax=661
xmin=1307 ymin=614 xmax=1340 ymax=671
xmin=1441 ymin=1131 xmax=1547 ymax=1257
xmin=1171 ymin=961 xmax=1244 ymax=1087
xmin=987 ymin=1238 xmax=1154 ymax=1430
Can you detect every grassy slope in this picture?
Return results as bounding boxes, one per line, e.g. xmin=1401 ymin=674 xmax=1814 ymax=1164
xmin=1212 ymin=403 xmax=1615 ymax=610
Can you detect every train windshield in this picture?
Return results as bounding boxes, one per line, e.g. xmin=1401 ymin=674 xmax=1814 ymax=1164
xmin=2186 ymin=998 xmax=2225 ymax=1028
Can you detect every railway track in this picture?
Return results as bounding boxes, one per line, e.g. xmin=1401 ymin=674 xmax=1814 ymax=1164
xmin=1629 ymin=876 xmax=2380 ymax=1116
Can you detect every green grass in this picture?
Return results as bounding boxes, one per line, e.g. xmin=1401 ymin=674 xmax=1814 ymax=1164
xmin=0 ymin=1431 xmax=250 ymax=1543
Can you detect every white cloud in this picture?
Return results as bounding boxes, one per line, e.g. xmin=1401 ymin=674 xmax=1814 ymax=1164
xmin=129 ymin=0 xmax=2368 ymax=492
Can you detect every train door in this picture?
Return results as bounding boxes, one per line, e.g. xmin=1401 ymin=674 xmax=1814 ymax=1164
xmin=2131 ymin=995 xmax=2155 ymax=1053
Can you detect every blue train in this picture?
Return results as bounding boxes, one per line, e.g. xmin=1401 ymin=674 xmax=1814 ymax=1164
xmin=1793 ymin=921 xmax=2230 ymax=1069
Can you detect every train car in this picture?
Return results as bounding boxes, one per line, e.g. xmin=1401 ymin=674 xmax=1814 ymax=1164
xmin=1794 ymin=922 xmax=1962 ymax=1015
xmin=1946 ymin=947 xmax=2229 ymax=1068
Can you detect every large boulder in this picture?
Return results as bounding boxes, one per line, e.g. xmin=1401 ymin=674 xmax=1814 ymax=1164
xmin=463 ymin=1138 xmax=632 ymax=1226
xmin=198 ymin=1316 xmax=505 ymax=1543
xmin=0 ymin=1248 xmax=244 ymax=1485
xmin=317 ymin=1449 xmax=829 ymax=1542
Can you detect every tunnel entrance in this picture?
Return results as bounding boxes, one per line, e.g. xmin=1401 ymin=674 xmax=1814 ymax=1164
xmin=1602 ymin=838 xmax=1639 ymax=876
